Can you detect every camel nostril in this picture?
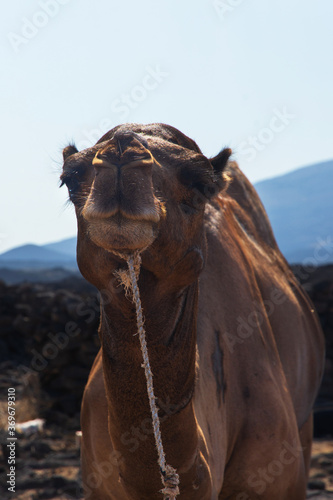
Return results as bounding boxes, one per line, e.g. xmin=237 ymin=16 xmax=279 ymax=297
xmin=92 ymin=153 xmax=110 ymax=169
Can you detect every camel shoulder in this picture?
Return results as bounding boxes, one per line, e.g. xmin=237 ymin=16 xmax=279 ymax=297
xmin=206 ymin=161 xmax=291 ymax=276
xmin=224 ymin=162 xmax=277 ymax=248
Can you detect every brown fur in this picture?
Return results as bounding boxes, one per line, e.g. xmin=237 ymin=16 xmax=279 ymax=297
xmin=60 ymin=123 xmax=325 ymax=499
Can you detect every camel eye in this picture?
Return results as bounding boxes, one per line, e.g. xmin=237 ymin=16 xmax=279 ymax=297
xmin=179 ymin=164 xmax=215 ymax=195
xmin=180 ymin=201 xmax=199 ymax=215
xmin=60 ymin=170 xmax=81 ymax=201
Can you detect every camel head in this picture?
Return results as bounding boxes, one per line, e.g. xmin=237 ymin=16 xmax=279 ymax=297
xmin=61 ymin=123 xmax=231 ymax=289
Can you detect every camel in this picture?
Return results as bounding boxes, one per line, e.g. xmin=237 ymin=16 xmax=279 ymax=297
xmin=60 ymin=123 xmax=325 ymax=499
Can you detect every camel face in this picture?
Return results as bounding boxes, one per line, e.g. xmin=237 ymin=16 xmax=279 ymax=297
xmin=61 ymin=124 xmax=231 ymax=280
xmin=81 ymin=131 xmax=162 ymax=254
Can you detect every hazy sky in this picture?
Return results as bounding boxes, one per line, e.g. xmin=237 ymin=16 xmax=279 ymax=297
xmin=1 ymin=0 xmax=332 ymax=253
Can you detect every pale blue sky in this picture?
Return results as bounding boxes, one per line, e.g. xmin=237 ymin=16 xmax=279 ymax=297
xmin=1 ymin=0 xmax=332 ymax=252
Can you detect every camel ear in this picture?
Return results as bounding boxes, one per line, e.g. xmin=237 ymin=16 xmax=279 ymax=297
xmin=179 ymin=148 xmax=232 ymax=205
xmin=63 ymin=144 xmax=78 ymax=161
xmin=210 ymin=148 xmax=232 ymax=175
xmin=199 ymin=147 xmax=232 ymax=199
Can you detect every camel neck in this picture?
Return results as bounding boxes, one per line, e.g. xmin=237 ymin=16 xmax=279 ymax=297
xmin=100 ymin=280 xmax=198 ymax=416
xmin=98 ymin=279 xmax=209 ymax=497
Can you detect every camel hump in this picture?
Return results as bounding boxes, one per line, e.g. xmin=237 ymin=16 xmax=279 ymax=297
xmin=224 ymin=161 xmax=280 ymax=252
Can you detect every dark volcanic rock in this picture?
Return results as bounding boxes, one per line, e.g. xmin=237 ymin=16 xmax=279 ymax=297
xmin=0 ymin=278 xmax=100 ymax=423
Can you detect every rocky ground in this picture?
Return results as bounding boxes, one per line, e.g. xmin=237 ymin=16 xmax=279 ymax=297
xmin=0 ymin=427 xmax=332 ymax=499
xmin=309 ymin=441 xmax=333 ymax=498
xmin=0 ymin=265 xmax=332 ymax=499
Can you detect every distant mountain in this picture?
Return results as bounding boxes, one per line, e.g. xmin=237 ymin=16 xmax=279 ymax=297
xmin=254 ymin=160 xmax=333 ymax=264
xmin=43 ymin=237 xmax=77 ymax=257
xmin=0 ymin=243 xmax=76 ymax=270
xmin=0 ymin=244 xmax=72 ymax=262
